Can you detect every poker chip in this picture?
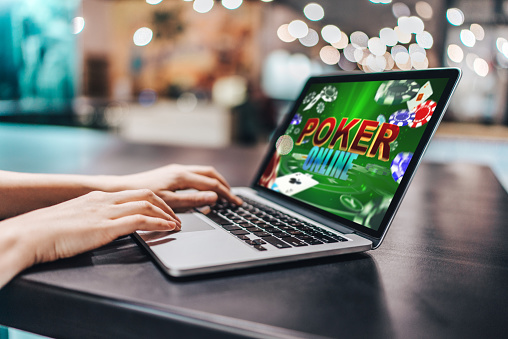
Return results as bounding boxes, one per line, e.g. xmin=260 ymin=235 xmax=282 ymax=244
xmin=291 ymin=113 xmax=302 ymax=125
xmin=391 ymin=152 xmax=413 ymax=183
xmin=377 ymin=115 xmax=386 ymax=124
xmin=375 ymin=80 xmax=420 ymax=105
xmin=410 ymin=100 xmax=436 ymax=128
xmin=275 ymin=135 xmax=294 ymax=155
xmin=320 ymin=85 xmax=338 ymax=102
xmin=294 ymin=128 xmax=301 ymax=134
xmin=303 ymin=92 xmax=317 ymax=104
xmin=388 ymin=109 xmax=415 ymax=126
xmin=317 ymin=102 xmax=325 ymax=114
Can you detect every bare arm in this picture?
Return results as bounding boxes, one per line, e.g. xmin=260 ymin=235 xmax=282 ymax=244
xmin=0 ymin=165 xmax=242 ymax=219
xmin=0 ymin=189 xmax=179 ymax=289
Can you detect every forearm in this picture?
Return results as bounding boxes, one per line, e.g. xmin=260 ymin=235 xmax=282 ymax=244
xmin=0 ymin=170 xmax=122 ymax=219
xmin=0 ymin=223 xmax=33 ymax=289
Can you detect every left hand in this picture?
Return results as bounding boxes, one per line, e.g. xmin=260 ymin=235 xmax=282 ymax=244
xmin=116 ymin=164 xmax=243 ymax=211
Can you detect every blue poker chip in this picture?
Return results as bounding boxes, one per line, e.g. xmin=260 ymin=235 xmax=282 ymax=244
xmin=291 ymin=114 xmax=302 ymax=125
xmin=391 ymin=152 xmax=413 ymax=183
xmin=388 ymin=109 xmax=415 ymax=127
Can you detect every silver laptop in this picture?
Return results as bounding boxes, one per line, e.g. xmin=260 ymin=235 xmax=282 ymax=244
xmin=134 ymin=68 xmax=461 ymax=277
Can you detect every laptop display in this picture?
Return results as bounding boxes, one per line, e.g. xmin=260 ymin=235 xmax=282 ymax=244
xmin=256 ymin=72 xmax=455 ymax=235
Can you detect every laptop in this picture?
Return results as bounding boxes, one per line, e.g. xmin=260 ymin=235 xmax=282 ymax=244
xmin=134 ymin=68 xmax=461 ymax=277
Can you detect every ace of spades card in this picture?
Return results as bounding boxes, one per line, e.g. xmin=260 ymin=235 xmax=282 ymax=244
xmin=274 ymin=172 xmax=319 ymax=196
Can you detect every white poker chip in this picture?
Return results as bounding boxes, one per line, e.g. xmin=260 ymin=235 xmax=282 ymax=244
xmin=320 ymin=85 xmax=338 ymax=102
xmin=275 ymin=135 xmax=294 ymax=155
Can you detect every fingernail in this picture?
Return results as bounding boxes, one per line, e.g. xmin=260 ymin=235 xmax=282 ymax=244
xmin=168 ymin=221 xmax=177 ymax=231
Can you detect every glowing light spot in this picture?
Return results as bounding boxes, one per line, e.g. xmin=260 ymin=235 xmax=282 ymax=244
xmin=72 ymin=17 xmax=85 ymax=35
xmin=193 ymin=0 xmax=214 ymax=13
xmin=288 ymin=20 xmax=309 ymax=39
xmin=447 ymin=44 xmax=464 ymax=63
xmin=447 ymin=8 xmax=464 ymax=26
xmin=277 ymin=24 xmax=296 ymax=42
xmin=380 ymin=27 xmax=398 ymax=47
xmin=299 ymin=28 xmax=319 ymax=47
xmin=320 ymin=46 xmax=341 ymax=65
xmin=368 ymin=37 xmax=387 ymax=56
xmin=331 ymin=31 xmax=349 ymax=49
xmin=415 ymin=1 xmax=433 ymax=19
xmin=139 ymin=89 xmax=157 ymax=106
xmin=460 ymin=29 xmax=476 ymax=47
xmin=350 ymin=31 xmax=368 ymax=49
xmin=133 ymin=27 xmax=153 ymax=46
xmin=392 ymin=2 xmax=410 ymax=18
xmin=394 ymin=26 xmax=411 ymax=44
xmin=304 ymin=3 xmax=324 ymax=21
xmin=222 ymin=0 xmax=243 ymax=10
xmin=416 ymin=31 xmax=433 ymax=49
xmin=470 ymin=24 xmax=485 ymax=41
xmin=321 ymin=25 xmax=341 ymax=44
xmin=473 ymin=57 xmax=489 ymax=77
xmin=146 ymin=0 xmax=163 ymax=4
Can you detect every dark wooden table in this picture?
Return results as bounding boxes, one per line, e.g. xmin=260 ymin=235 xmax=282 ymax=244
xmin=0 ymin=124 xmax=507 ymax=339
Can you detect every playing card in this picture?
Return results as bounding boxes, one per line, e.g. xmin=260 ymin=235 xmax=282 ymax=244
xmin=407 ymin=81 xmax=433 ymax=111
xmin=274 ymin=172 xmax=319 ymax=196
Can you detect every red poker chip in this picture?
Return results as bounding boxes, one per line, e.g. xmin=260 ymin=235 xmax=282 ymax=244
xmin=410 ymin=100 xmax=436 ymax=128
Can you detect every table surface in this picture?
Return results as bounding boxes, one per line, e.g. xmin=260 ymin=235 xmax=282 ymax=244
xmin=0 ymin=124 xmax=507 ymax=339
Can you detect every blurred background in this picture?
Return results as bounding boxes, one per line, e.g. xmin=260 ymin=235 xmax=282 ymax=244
xmin=0 ymin=0 xmax=507 ymax=176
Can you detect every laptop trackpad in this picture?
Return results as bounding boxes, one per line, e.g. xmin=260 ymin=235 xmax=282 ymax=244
xmin=178 ymin=213 xmax=215 ymax=232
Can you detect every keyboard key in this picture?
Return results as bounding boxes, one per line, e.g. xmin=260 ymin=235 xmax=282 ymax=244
xmin=254 ymin=245 xmax=267 ymax=251
xmin=303 ymin=238 xmax=324 ymax=245
xmin=222 ymin=225 xmax=243 ymax=231
xmin=236 ymin=235 xmax=250 ymax=240
xmin=231 ymin=229 xmax=249 ymax=236
xmin=252 ymin=239 xmax=266 ymax=245
xmin=313 ymin=234 xmax=338 ymax=243
xmin=263 ymin=236 xmax=291 ymax=249
xmin=282 ymin=237 xmax=308 ymax=247
xmin=252 ymin=231 xmax=271 ymax=237
xmin=244 ymin=226 xmax=263 ymax=233
xmin=272 ymin=232 xmax=289 ymax=239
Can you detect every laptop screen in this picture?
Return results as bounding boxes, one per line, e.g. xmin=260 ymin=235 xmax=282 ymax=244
xmin=255 ymin=70 xmax=459 ymax=238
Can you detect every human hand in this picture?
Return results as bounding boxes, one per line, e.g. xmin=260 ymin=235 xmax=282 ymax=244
xmin=116 ymin=164 xmax=243 ymax=211
xmin=1 ymin=189 xmax=180 ymax=273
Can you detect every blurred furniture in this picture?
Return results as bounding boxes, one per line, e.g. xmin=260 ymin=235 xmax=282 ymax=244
xmin=0 ymin=123 xmax=507 ymax=339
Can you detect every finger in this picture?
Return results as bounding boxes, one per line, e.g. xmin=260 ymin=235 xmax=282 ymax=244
xmin=177 ymin=172 xmax=242 ymax=205
xmin=110 ymin=189 xmax=181 ymax=223
xmin=184 ymin=165 xmax=231 ymax=189
xmin=162 ymin=191 xmax=219 ymax=210
xmin=111 ymin=215 xmax=179 ymax=233
xmin=111 ymin=201 xmax=176 ymax=224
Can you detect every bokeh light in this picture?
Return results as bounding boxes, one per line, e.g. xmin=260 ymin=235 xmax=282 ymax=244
xmin=304 ymin=3 xmax=324 ymax=21
xmin=350 ymin=31 xmax=369 ymax=49
xmin=146 ymin=0 xmax=163 ymax=4
xmin=344 ymin=44 xmax=357 ymax=62
xmin=339 ymin=57 xmax=357 ymax=71
xmin=447 ymin=44 xmax=464 ymax=63
xmin=473 ymin=57 xmax=489 ymax=77
xmin=416 ymin=31 xmax=433 ymax=49
xmin=368 ymin=37 xmax=387 ymax=56
xmin=460 ymin=29 xmax=476 ymax=47
xmin=277 ymin=24 xmax=296 ymax=42
xmin=446 ymin=8 xmax=464 ymax=26
xmin=72 ymin=17 xmax=85 ymax=35
xmin=299 ymin=28 xmax=319 ymax=47
xmin=380 ymin=27 xmax=398 ymax=46
xmin=331 ymin=31 xmax=349 ymax=49
xmin=193 ymin=0 xmax=214 ymax=13
xmin=392 ymin=2 xmax=410 ymax=18
xmin=288 ymin=20 xmax=309 ymax=39
xmin=321 ymin=25 xmax=342 ymax=44
xmin=470 ymin=24 xmax=485 ymax=41
xmin=139 ymin=89 xmax=157 ymax=106
xmin=394 ymin=26 xmax=411 ymax=44
xmin=133 ymin=27 xmax=153 ymax=46
xmin=415 ymin=1 xmax=433 ymax=19
xmin=222 ymin=0 xmax=243 ymax=10
xmin=320 ymin=46 xmax=341 ymax=65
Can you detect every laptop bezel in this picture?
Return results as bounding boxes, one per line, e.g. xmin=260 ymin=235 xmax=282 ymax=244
xmin=250 ymin=68 xmax=461 ymax=247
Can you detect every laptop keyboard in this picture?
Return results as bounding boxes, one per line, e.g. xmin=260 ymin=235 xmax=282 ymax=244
xmin=205 ymin=195 xmax=349 ymax=251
